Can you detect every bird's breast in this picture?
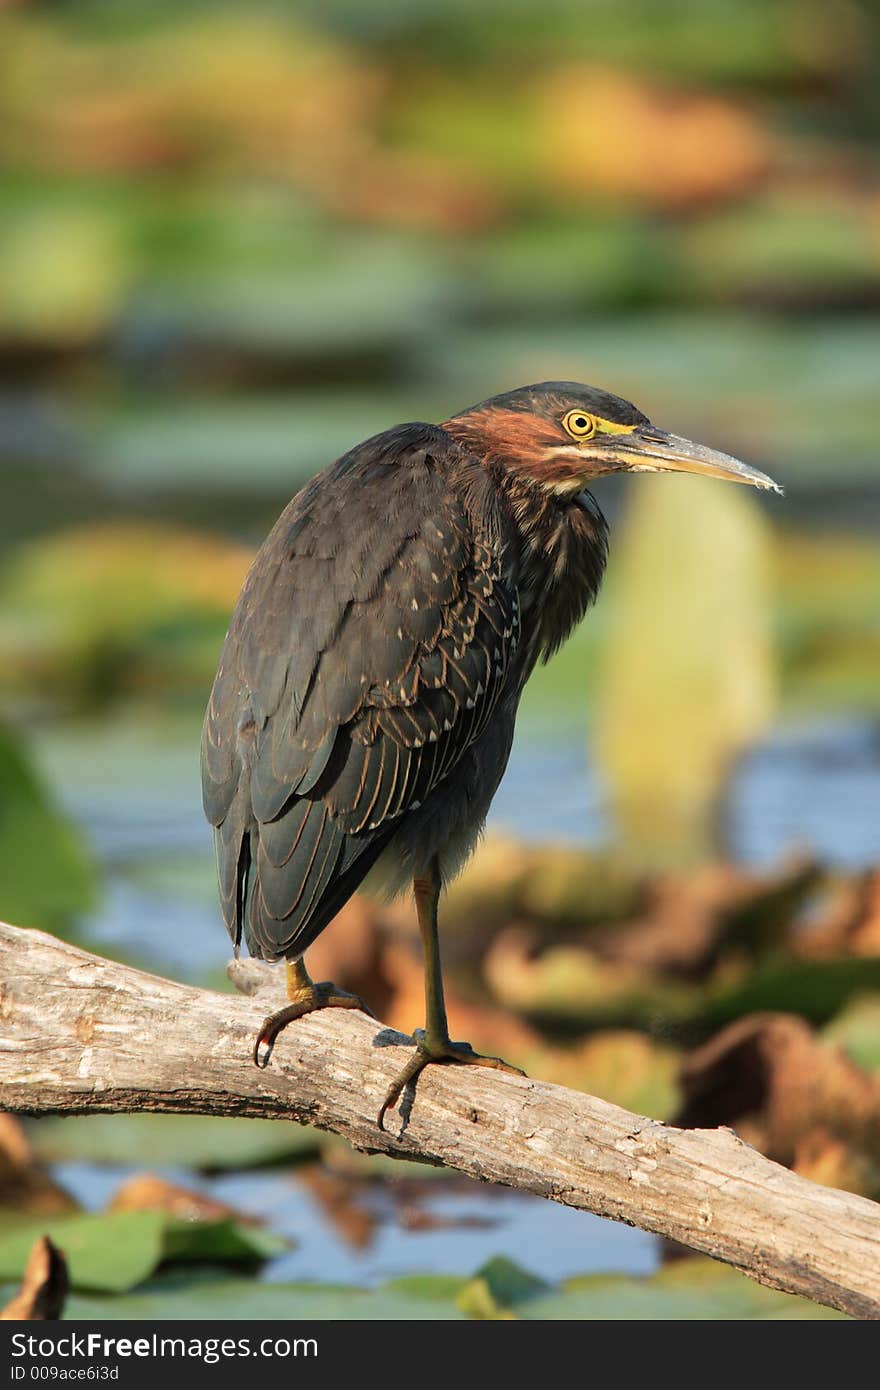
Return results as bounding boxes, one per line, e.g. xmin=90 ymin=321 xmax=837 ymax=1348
xmin=512 ymin=490 xmax=609 ymax=670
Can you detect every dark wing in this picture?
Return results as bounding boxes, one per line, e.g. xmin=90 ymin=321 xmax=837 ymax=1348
xmin=201 ymin=423 xmax=519 ymax=962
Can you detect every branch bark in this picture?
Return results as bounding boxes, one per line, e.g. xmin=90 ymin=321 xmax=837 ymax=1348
xmin=1 ymin=920 xmax=878 ymax=1319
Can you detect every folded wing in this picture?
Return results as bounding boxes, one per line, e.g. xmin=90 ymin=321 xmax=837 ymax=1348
xmin=201 ymin=424 xmax=519 ymax=961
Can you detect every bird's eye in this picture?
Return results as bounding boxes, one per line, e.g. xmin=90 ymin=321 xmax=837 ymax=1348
xmin=562 ymin=411 xmax=597 ymax=440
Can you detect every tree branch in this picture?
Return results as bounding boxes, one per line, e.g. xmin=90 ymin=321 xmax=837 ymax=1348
xmin=1 ymin=921 xmax=878 ymax=1319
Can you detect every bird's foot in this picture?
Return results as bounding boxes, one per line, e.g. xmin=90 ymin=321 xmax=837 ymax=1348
xmin=377 ymin=1029 xmax=525 ymax=1130
xmin=253 ymin=981 xmax=375 ymax=1067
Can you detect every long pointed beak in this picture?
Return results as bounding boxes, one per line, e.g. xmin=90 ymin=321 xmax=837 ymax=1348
xmin=613 ymin=428 xmax=783 ymax=495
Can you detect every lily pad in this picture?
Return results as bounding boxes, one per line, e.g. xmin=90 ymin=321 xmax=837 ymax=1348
xmin=162 ymin=1219 xmax=287 ymax=1266
xmin=0 ymin=1213 xmax=166 ymax=1294
xmin=0 ymin=1211 xmax=286 ymax=1294
xmin=0 ymin=725 xmax=96 ymax=932
xmin=521 ymin=954 xmax=880 ymax=1041
xmin=29 ymin=1114 xmax=322 ymax=1172
xmin=62 ymin=1268 xmax=466 ymax=1321
xmin=522 ymin=1258 xmax=847 ymax=1320
xmin=457 ymin=1256 xmax=548 ymax=1319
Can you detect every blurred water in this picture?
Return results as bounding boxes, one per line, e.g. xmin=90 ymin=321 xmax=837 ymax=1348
xmin=496 ymin=717 xmax=880 ymax=868
xmin=54 ymin=1161 xmax=657 ymax=1287
xmin=730 ymin=720 xmax=880 ymax=867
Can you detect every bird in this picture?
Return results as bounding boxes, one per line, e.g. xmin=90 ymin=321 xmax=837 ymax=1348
xmin=201 ymin=381 xmax=781 ymax=1127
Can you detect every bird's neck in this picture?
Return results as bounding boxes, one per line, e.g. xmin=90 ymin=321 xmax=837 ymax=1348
xmin=442 ymin=418 xmax=609 ymax=668
xmin=493 ymin=466 xmax=609 ymax=667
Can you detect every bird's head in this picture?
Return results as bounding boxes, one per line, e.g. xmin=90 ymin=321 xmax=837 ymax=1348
xmin=443 ymin=381 xmax=782 ymax=498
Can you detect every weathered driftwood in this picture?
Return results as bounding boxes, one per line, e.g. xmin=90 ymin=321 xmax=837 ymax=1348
xmin=0 ymin=920 xmax=878 ymax=1319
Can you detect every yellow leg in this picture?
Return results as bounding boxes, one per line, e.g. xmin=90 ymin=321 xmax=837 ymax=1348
xmin=377 ymin=858 xmax=525 ymax=1129
xmin=253 ymin=957 xmax=375 ymax=1067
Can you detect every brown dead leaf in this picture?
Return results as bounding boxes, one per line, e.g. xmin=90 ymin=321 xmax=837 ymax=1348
xmin=109 ymin=1174 xmax=240 ymax=1224
xmin=676 ymin=1014 xmax=880 ymax=1194
xmin=536 ymin=1030 xmax=680 ymax=1120
xmin=793 ymin=1127 xmax=880 ymax=1196
xmin=430 ymin=835 xmax=813 ymax=984
xmin=0 ymin=1237 xmax=68 ymax=1321
xmin=297 ymin=1164 xmax=376 ymax=1250
xmin=21 ymin=20 xmax=381 ymax=182
xmin=443 ymin=835 xmax=644 ymax=945
xmin=539 ymin=67 xmax=772 ymax=211
xmin=584 ymin=872 xmax=729 ymax=977
xmin=797 ymin=869 xmax=880 ymax=959
xmin=482 ymin=922 xmax=668 ymax=1019
xmin=396 ymin=1203 xmax=492 ymax=1233
xmin=0 ymin=1115 xmax=77 ymax=1216
xmin=586 ymin=857 xmax=819 ymax=977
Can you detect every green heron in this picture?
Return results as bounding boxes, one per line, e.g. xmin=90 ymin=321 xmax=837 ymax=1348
xmin=201 ymin=381 xmax=781 ymax=1127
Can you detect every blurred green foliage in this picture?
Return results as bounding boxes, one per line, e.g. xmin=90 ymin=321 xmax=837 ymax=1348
xmin=0 ymin=524 xmax=249 ymax=709
xmin=0 ymin=1 xmax=878 ymax=387
xmin=0 ymin=724 xmax=95 ymax=932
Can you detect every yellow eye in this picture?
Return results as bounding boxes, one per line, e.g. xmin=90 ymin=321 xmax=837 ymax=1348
xmin=562 ymin=410 xmax=597 ymax=440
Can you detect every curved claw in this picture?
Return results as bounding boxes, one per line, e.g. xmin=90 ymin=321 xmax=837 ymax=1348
xmin=253 ymin=1002 xmax=309 ymax=1067
xmin=252 ymin=985 xmax=375 ymax=1068
xmin=377 ymin=1038 xmax=527 ymax=1130
xmin=378 ymin=1049 xmax=432 ymax=1131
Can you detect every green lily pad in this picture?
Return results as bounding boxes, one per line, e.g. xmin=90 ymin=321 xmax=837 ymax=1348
xmin=385 ymin=1273 xmax=469 ymax=1301
xmin=0 ymin=1212 xmax=166 ymax=1294
xmin=0 ymin=725 xmax=96 ymax=932
xmin=457 ymin=1256 xmax=548 ymax=1319
xmin=0 ymin=1211 xmax=287 ymax=1294
xmin=703 ymin=958 xmax=880 ymax=1034
xmin=521 ymin=1258 xmax=847 ymax=1320
xmin=29 ymin=1113 xmax=322 ymax=1172
xmin=62 ymin=1268 xmax=466 ymax=1321
xmin=686 ymin=196 xmax=880 ymax=301
xmin=449 ymin=1255 xmax=846 ymax=1320
xmin=162 ymin=1219 xmax=287 ymax=1266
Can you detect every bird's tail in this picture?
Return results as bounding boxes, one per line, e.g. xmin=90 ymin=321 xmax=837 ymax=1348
xmin=215 ymin=775 xmax=396 ymax=964
xmin=212 ymin=779 xmax=253 ymax=953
